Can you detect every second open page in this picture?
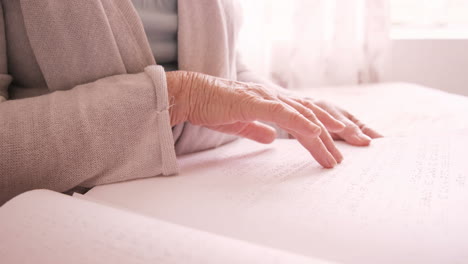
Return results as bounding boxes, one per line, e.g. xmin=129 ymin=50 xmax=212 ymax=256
xmin=87 ymin=136 xmax=468 ymax=264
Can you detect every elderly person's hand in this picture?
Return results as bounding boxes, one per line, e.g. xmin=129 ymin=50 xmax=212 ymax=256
xmin=167 ymin=71 xmax=352 ymax=168
xmin=166 ymin=71 xmax=383 ymax=168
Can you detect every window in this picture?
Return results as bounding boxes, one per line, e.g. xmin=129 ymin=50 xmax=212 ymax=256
xmin=391 ymin=0 xmax=468 ymax=38
xmin=391 ymin=0 xmax=468 ymax=27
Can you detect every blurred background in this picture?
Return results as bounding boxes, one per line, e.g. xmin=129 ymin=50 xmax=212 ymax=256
xmin=238 ymin=0 xmax=468 ymax=96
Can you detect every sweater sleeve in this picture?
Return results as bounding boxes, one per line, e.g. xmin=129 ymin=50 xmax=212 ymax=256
xmin=0 ymin=1 xmax=178 ymax=204
xmin=0 ymin=65 xmax=179 ymax=204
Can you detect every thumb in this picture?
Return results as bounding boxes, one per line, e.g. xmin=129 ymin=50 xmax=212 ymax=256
xmin=208 ymin=121 xmax=277 ymax=144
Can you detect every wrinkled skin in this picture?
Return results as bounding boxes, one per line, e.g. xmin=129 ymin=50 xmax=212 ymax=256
xmin=166 ymin=71 xmax=382 ymax=168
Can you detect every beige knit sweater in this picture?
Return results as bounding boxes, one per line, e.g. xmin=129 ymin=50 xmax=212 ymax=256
xmin=0 ymin=0 xmax=268 ymax=204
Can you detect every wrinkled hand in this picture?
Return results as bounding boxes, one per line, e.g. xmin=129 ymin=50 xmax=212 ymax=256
xmin=166 ymin=71 xmax=349 ymax=168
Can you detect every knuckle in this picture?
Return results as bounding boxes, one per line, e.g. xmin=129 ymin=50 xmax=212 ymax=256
xmin=302 ymin=109 xmax=318 ymax=121
xmin=250 ymin=84 xmax=276 ymax=99
xmin=289 ymin=111 xmax=306 ymax=124
xmin=346 ymin=121 xmax=360 ymax=130
xmin=302 ymin=100 xmax=315 ymax=109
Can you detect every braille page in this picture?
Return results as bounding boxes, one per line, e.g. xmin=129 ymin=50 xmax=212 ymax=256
xmin=0 ymin=190 xmax=332 ymax=264
xmin=87 ymin=137 xmax=468 ymax=264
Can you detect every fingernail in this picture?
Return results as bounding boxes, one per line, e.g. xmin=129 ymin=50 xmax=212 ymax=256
xmin=327 ymin=156 xmax=337 ymax=168
xmin=362 ymin=134 xmax=372 ymax=142
xmin=351 ymin=134 xmax=371 ymax=143
xmin=335 ymin=152 xmax=344 ymax=164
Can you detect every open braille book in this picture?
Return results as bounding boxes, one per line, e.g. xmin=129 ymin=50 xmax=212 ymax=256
xmin=2 ymin=135 xmax=467 ymax=264
xmin=2 ymin=83 xmax=468 ymax=263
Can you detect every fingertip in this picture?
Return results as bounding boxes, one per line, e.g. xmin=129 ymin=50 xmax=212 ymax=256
xmin=362 ymin=127 xmax=384 ymax=139
xmin=348 ymin=134 xmax=372 ymax=146
xmin=370 ymin=131 xmax=384 ymax=139
xmin=362 ymin=134 xmax=372 ymax=142
xmin=319 ymin=132 xmax=343 ymax=164
xmin=335 ymin=152 xmax=344 ymax=164
xmin=322 ymin=157 xmax=337 ymax=169
xmin=314 ymin=151 xmax=337 ymax=168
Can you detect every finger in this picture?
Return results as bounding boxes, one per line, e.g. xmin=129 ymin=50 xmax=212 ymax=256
xmin=317 ymin=126 xmax=343 ymax=163
xmin=279 ymin=97 xmax=343 ymax=163
xmin=329 ymin=132 xmax=341 ymax=141
xmin=324 ymin=110 xmax=373 ymax=146
xmin=240 ymin=99 xmax=321 ymax=137
xmin=209 ymin=121 xmax=277 ymax=144
xmin=337 ymin=122 xmax=372 ymax=146
xmin=279 ymin=96 xmax=321 ymax=125
xmin=348 ymin=115 xmax=383 ymax=139
xmin=362 ymin=126 xmax=384 ymax=139
xmin=293 ymin=98 xmax=345 ymax=132
xmin=282 ymin=126 xmax=337 ymax=168
xmin=296 ymin=133 xmax=338 ymax=168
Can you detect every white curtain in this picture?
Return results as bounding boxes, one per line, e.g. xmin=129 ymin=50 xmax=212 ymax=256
xmin=238 ymin=0 xmax=390 ymax=90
